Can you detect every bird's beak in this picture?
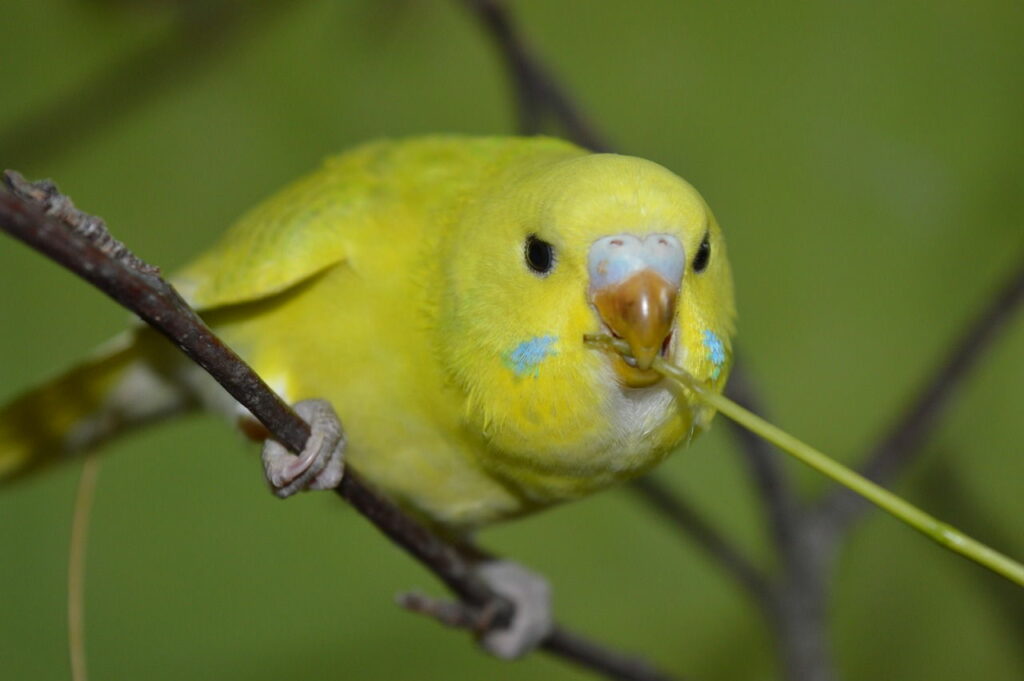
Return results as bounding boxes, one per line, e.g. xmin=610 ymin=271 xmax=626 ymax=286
xmin=588 ymin=234 xmax=685 ymax=388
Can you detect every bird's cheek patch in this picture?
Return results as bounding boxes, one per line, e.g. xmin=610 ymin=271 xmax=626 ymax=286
xmin=503 ymin=335 xmax=558 ymax=378
xmin=702 ymin=329 xmax=726 ymax=379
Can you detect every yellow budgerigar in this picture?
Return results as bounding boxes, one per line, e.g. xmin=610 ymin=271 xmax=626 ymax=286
xmin=0 ymin=136 xmax=734 ymax=654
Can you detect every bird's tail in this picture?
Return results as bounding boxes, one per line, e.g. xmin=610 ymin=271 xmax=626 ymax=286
xmin=0 ymin=331 xmax=195 ymax=482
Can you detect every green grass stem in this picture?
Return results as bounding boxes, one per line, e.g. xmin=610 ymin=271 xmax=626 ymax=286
xmin=585 ymin=334 xmax=1024 ymax=588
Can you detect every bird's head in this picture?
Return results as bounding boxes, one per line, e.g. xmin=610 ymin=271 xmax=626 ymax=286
xmin=436 ymin=145 xmax=734 ymax=496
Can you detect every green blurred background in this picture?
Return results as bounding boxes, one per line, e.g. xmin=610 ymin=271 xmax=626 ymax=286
xmin=1 ymin=1 xmax=1021 ymax=679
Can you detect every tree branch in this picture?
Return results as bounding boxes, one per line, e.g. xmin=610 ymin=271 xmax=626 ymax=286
xmin=543 ymin=627 xmax=683 ymax=681
xmin=398 ymin=592 xmax=684 ymax=681
xmin=0 ymin=172 xmax=681 ymax=681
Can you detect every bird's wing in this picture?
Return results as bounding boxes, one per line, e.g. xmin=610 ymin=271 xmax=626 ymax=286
xmin=171 ymin=148 xmax=387 ymax=311
xmin=172 ymin=136 xmax=582 ymax=311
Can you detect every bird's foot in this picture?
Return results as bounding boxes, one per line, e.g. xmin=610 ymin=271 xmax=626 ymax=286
xmin=476 ymin=560 xmax=553 ymax=659
xmin=261 ymin=398 xmax=345 ymax=498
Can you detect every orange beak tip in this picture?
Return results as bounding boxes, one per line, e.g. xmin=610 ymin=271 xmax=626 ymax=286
xmin=591 ymin=270 xmax=679 ymax=388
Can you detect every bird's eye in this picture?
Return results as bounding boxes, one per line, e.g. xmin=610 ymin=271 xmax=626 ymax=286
xmin=524 ymin=234 xmax=555 ymax=275
xmin=692 ymin=233 xmax=711 ymax=273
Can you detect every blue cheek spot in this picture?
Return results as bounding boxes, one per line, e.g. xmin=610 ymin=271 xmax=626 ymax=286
xmin=504 ymin=335 xmax=559 ymax=378
xmin=702 ymin=329 xmax=726 ymax=380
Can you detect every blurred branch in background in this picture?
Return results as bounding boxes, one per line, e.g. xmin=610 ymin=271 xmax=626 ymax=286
xmin=0 ymin=0 xmax=304 ymax=169
xmin=0 ymin=172 xmax=683 ymax=681
xmin=465 ymin=0 xmax=610 ymax=152
xmin=918 ymin=455 xmax=1024 ymax=659
xmin=815 ymin=260 xmax=1024 ymax=540
xmin=629 ymin=477 xmax=773 ymax=607
xmin=463 ymin=2 xmax=1024 ymax=681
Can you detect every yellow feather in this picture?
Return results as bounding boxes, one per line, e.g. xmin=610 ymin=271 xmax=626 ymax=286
xmin=1 ymin=136 xmax=734 ymax=532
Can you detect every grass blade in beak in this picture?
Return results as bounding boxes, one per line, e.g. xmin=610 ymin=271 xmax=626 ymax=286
xmin=583 ymin=333 xmax=1024 ymax=588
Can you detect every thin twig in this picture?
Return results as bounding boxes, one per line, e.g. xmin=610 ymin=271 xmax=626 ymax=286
xmin=0 ymin=174 xmax=681 ymax=681
xmin=68 ymin=455 xmax=100 ymax=681
xmin=543 ymin=627 xmax=684 ymax=681
xmin=4 ymin=171 xmax=155 ymax=273
xmin=816 ymin=258 xmax=1024 ymax=539
xmin=397 ymin=591 xmax=500 ymax=632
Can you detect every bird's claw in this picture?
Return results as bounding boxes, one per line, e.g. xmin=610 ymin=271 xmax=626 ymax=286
xmin=261 ymin=398 xmax=345 ymax=498
xmin=475 ymin=560 xmax=553 ymax=659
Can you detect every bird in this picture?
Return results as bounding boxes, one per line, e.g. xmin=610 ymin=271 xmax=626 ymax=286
xmin=0 ymin=135 xmax=735 ymax=655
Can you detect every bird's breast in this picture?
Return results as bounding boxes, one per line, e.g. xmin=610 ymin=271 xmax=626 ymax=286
xmin=468 ymin=357 xmax=694 ymax=505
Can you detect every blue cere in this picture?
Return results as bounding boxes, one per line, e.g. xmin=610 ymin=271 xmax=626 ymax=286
xmin=504 ymin=335 xmax=558 ymax=378
xmin=703 ymin=329 xmax=726 ymax=379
